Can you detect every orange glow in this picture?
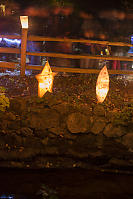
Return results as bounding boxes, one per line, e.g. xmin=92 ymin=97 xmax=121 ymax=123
xmin=36 ymin=61 xmax=56 ymax=98
xmin=20 ymin=16 xmax=28 ymax=28
xmin=96 ymin=65 xmax=109 ymax=103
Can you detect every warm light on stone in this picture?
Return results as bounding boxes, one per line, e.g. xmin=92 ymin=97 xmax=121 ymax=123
xmin=96 ymin=65 xmax=109 ymax=103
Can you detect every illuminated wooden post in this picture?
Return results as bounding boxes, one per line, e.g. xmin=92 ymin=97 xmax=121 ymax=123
xmin=20 ymin=16 xmax=28 ymax=76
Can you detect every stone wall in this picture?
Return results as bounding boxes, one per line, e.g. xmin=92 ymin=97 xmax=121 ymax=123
xmin=0 ymin=74 xmax=133 ymax=171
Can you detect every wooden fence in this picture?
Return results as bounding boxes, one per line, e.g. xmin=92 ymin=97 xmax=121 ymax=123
xmin=1 ymin=32 xmax=133 ymax=76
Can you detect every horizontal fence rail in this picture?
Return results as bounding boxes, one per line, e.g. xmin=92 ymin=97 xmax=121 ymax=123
xmin=0 ymin=33 xmax=133 ymax=75
xmin=28 ymin=36 xmax=133 ymax=47
xmin=0 ymin=47 xmax=20 ymax=54
xmin=27 ymin=52 xmax=133 ymax=62
xmin=0 ymin=35 xmax=21 ymax=40
xmin=26 ymin=65 xmax=133 ymax=75
xmin=0 ymin=61 xmax=18 ymax=69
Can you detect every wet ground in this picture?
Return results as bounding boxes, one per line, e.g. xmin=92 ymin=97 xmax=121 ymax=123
xmin=0 ymin=168 xmax=133 ymax=199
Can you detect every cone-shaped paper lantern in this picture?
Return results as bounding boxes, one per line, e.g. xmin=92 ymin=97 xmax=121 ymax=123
xmin=36 ymin=61 xmax=56 ymax=97
xmin=96 ymin=65 xmax=109 ymax=103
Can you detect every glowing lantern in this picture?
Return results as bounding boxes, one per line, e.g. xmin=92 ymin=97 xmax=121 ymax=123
xmin=0 ymin=4 xmax=5 ymax=16
xmin=20 ymin=16 xmax=28 ymax=29
xmin=96 ymin=65 xmax=109 ymax=103
xmin=36 ymin=61 xmax=56 ymax=98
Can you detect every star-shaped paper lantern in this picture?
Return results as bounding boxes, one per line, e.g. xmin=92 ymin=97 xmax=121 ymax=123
xmin=36 ymin=61 xmax=56 ymax=97
xmin=96 ymin=65 xmax=109 ymax=103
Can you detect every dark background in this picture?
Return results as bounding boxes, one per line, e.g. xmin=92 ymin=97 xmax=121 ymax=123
xmin=14 ymin=0 xmax=124 ymax=11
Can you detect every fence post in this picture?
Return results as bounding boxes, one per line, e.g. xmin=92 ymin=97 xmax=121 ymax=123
xmin=20 ymin=16 xmax=28 ymax=76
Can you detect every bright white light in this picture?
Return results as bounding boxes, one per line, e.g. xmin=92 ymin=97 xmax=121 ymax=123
xmin=20 ymin=16 xmax=28 ymax=29
xmin=2 ymin=38 xmax=21 ymax=45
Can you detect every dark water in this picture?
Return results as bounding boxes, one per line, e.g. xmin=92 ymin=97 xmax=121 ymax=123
xmin=0 ymin=168 xmax=133 ymax=199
